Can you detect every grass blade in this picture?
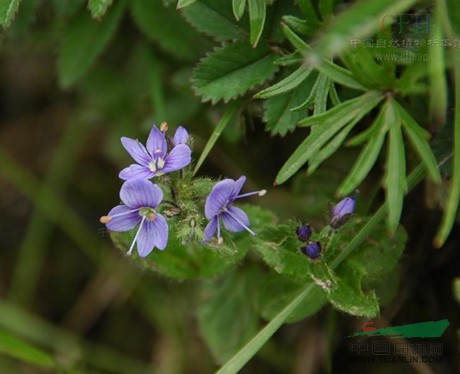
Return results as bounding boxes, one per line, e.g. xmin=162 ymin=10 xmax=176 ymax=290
xmin=248 ymin=0 xmax=266 ymax=47
xmin=255 ymin=65 xmax=312 ymax=99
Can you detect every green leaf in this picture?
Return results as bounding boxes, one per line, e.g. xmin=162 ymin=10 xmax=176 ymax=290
xmin=0 ymin=330 xmax=55 ymax=369
xmin=88 ymin=0 xmax=113 ymax=18
xmin=326 ymin=266 xmax=379 ymax=317
xmin=297 ymin=0 xmax=320 ymax=25
xmin=384 ymin=101 xmax=407 ymax=235
xmin=337 ymin=105 xmax=388 ymax=196
xmin=255 ymin=64 xmax=312 ymax=99
xmin=198 ymin=267 xmax=260 ymax=364
xmin=435 ymin=48 xmax=460 ymax=247
xmin=248 ymin=0 xmax=266 ymax=47
xmin=255 ymin=272 xmax=327 ymax=323
xmin=57 ymin=0 xmax=126 ymax=87
xmin=282 ymin=15 xmax=316 ymax=36
xmin=192 ymin=40 xmax=278 ymax=103
xmin=131 ymin=0 xmax=211 ymax=60
xmin=194 ymin=101 xmax=239 ymax=175
xmin=232 ymin=0 xmax=246 ymax=20
xmin=395 ymin=101 xmax=441 ymax=183
xmin=445 ymin=0 xmax=460 ymax=36
xmin=313 ymin=72 xmax=329 ymax=114
xmin=181 ymin=0 xmax=248 ymax=41
xmin=276 ymin=92 xmax=383 ymax=185
xmin=176 ymin=0 xmax=196 ymax=9
xmin=263 ymin=72 xmax=316 ymax=136
xmin=313 ymin=0 xmax=418 ymax=58
xmin=0 ymin=0 xmax=20 ymax=28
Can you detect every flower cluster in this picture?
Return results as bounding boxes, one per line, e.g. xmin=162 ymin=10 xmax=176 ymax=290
xmin=100 ymin=124 xmax=266 ymax=257
xmin=297 ymin=195 xmax=357 ymax=261
xmin=101 ymin=124 xmax=191 ymax=257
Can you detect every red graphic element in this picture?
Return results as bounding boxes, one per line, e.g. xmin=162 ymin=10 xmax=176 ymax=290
xmin=362 ymin=321 xmax=377 ymax=332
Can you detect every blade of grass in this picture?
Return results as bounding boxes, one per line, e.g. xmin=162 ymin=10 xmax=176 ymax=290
xmin=193 ymin=101 xmax=239 ymax=176
xmin=248 ymin=0 xmax=265 ymax=47
xmin=255 ymin=65 xmax=312 ymax=99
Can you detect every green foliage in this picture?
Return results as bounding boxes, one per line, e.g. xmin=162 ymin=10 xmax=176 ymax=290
xmin=57 ymin=0 xmax=127 ymax=87
xmin=0 ymin=0 xmax=20 ymax=28
xmin=247 ymin=0 xmax=266 ymax=47
xmin=192 ymin=40 xmax=278 ymax=103
xmin=88 ymin=0 xmax=113 ymax=18
xmin=198 ymin=267 xmax=260 ymax=364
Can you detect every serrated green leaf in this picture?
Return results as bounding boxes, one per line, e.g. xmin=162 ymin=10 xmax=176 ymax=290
xmin=248 ymin=0 xmax=266 ymax=47
xmin=255 ymin=272 xmax=327 ymax=323
xmin=255 ymin=64 xmax=312 ymax=99
xmin=314 ymin=0 xmax=418 ymax=58
xmin=337 ymin=106 xmax=388 ymax=196
xmin=232 ymin=0 xmax=246 ymax=20
xmin=192 ymin=40 xmax=278 ymax=103
xmin=0 ymin=0 xmax=20 ymax=28
xmin=198 ymin=267 xmax=260 ymax=364
xmin=131 ymin=0 xmax=210 ymax=60
xmin=57 ymin=0 xmax=126 ymax=88
xmin=176 ymin=0 xmax=196 ymax=9
xmin=0 ymin=330 xmax=55 ymax=369
xmin=385 ymin=101 xmax=407 ymax=235
xmin=276 ymin=92 xmax=383 ymax=185
xmin=327 ymin=267 xmax=379 ymax=317
xmin=181 ymin=0 xmax=248 ymax=41
xmin=395 ymin=101 xmax=441 ymax=183
xmin=88 ymin=0 xmax=113 ymax=18
xmin=263 ymin=72 xmax=316 ymax=136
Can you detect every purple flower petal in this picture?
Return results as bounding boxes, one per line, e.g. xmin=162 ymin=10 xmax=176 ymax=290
xmin=137 ymin=214 xmax=168 ymax=256
xmin=106 ymin=205 xmax=140 ymax=231
xmin=120 ymin=179 xmax=163 ymax=208
xmin=331 ymin=196 xmax=356 ymax=228
xmin=229 ymin=175 xmax=246 ymax=200
xmin=221 ymin=205 xmax=249 ymax=232
xmin=204 ymin=179 xmax=235 ymax=219
xmin=119 ymin=164 xmax=154 ymax=181
xmin=121 ymin=137 xmax=150 ymax=165
xmin=161 ymin=144 xmax=191 ymax=174
xmin=146 ymin=125 xmax=167 ymax=159
xmin=203 ymin=216 xmax=218 ymax=242
xmin=173 ymin=126 xmax=189 ymax=145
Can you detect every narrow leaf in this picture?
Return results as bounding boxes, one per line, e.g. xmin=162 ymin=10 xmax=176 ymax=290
xmin=58 ymin=0 xmax=126 ymax=87
xmin=194 ymin=102 xmax=239 ymax=175
xmin=0 ymin=0 xmax=20 ymax=28
xmin=88 ymin=0 xmax=113 ymax=18
xmin=176 ymin=0 xmax=196 ymax=9
xmin=337 ymin=106 xmax=388 ymax=196
xmin=254 ymin=64 xmax=312 ymax=99
xmin=0 ymin=330 xmax=55 ymax=369
xmin=385 ymin=101 xmax=407 ymax=235
xmin=232 ymin=0 xmax=246 ymax=20
xmin=395 ymin=101 xmax=441 ymax=183
xmin=435 ymin=48 xmax=460 ymax=247
xmin=192 ymin=40 xmax=278 ymax=103
xmin=248 ymin=0 xmax=266 ymax=47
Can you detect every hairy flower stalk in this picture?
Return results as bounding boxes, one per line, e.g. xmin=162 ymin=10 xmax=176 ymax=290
xmin=100 ymin=179 xmax=168 ymax=257
xmin=119 ymin=125 xmax=191 ymax=180
xmin=203 ymin=176 xmax=266 ymax=244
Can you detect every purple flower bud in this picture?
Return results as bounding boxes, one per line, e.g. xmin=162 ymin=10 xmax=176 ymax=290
xmin=301 ymin=241 xmax=321 ymax=260
xmin=330 ymin=196 xmax=356 ymax=229
xmin=296 ymin=224 xmax=312 ymax=242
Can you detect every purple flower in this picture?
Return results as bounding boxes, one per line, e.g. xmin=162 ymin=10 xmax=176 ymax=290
xmin=119 ymin=125 xmax=191 ymax=180
xmin=203 ymin=176 xmax=266 ymax=244
xmin=301 ymin=241 xmax=321 ymax=260
xmin=100 ymin=179 xmax=168 ymax=257
xmin=173 ymin=126 xmax=189 ymax=145
xmin=330 ymin=195 xmax=356 ymax=229
xmin=296 ymin=224 xmax=312 ymax=242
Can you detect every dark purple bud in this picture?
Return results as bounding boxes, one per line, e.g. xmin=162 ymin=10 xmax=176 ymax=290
xmin=296 ymin=224 xmax=312 ymax=242
xmin=301 ymin=241 xmax=322 ymax=260
xmin=330 ymin=196 xmax=356 ymax=229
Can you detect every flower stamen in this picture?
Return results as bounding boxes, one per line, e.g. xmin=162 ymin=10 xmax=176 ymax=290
xmin=100 ymin=208 xmax=141 ymax=223
xmin=225 ymin=208 xmax=256 ymax=236
xmin=127 ymin=217 xmax=146 ymax=256
xmin=235 ymin=189 xmax=267 ymax=199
